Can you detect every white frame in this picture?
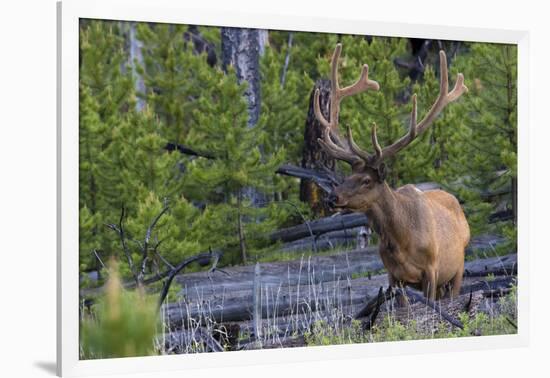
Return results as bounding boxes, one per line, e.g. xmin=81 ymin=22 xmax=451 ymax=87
xmin=57 ymin=0 xmax=530 ymax=376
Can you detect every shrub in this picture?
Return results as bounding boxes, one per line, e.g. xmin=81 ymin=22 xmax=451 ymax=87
xmin=80 ymin=260 xmax=161 ymax=359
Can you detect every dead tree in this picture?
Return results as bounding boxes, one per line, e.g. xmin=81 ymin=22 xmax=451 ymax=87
xmin=184 ymin=25 xmax=218 ymax=67
xmin=102 ymin=204 xmax=223 ymax=307
xmin=300 ymin=79 xmax=336 ymax=216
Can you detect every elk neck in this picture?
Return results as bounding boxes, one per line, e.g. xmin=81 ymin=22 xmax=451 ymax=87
xmin=364 ymin=182 xmax=409 ymax=247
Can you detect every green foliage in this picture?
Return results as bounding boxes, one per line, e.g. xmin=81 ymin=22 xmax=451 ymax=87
xmin=79 ymin=20 xmax=307 ymax=277
xmin=80 ymin=262 xmax=160 ymax=359
xmin=268 ymin=31 xmax=335 ymax=83
xmin=305 ymin=288 xmax=517 ymax=347
xmin=136 ymin=23 xmax=219 ymax=144
xmin=452 ymin=43 xmax=518 ymax=244
xmin=79 ymin=20 xmax=135 ymax=121
xmin=186 ymin=67 xmax=284 ymax=196
xmin=79 ymin=20 xmax=134 ymax=277
xmin=260 ymin=43 xmax=312 ymax=163
xmin=79 ymin=20 xmax=517 ymax=280
xmin=304 ymin=319 xmax=366 ymax=346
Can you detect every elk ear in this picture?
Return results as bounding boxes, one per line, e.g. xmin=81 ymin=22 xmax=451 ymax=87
xmin=377 ymin=163 xmax=386 ymax=182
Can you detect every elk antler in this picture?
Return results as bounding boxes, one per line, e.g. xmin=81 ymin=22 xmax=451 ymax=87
xmin=313 ymin=43 xmax=380 ymax=166
xmin=315 ymin=45 xmax=468 ymax=171
xmin=370 ymin=50 xmax=468 ymax=167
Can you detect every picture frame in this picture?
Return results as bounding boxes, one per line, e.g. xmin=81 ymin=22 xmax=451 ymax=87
xmin=57 ymin=0 xmax=530 ymax=376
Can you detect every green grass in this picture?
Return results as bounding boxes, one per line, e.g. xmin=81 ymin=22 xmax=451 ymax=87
xmin=305 ymin=286 xmax=517 ymax=346
xmin=248 ymin=244 xmax=360 ymax=264
xmin=351 ymin=269 xmax=386 ymax=279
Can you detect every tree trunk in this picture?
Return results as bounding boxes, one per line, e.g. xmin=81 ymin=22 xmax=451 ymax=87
xmin=237 ymin=190 xmax=247 ymax=264
xmin=300 ymin=79 xmax=335 ymax=216
xmin=221 ymin=27 xmax=267 ymax=207
xmin=128 ymin=22 xmax=146 ymax=112
xmin=511 ymin=176 xmax=517 ymax=225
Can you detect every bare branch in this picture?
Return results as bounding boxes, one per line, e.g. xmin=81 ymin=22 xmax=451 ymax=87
xmin=91 ymin=249 xmax=106 ymax=270
xmin=141 ymin=205 xmax=170 ymax=277
xmin=158 ymin=250 xmax=223 ymax=307
xmin=106 ymin=206 xmax=139 ymax=286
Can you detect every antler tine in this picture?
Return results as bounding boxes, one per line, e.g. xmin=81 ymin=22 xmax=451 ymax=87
xmin=314 ymin=43 xmax=380 ymax=168
xmin=374 ymin=50 xmax=468 ymax=164
xmin=409 ymin=94 xmax=418 ymax=139
xmin=414 ymin=50 xmax=468 ymax=134
xmin=331 ymin=43 xmax=343 ymax=93
xmin=340 ymin=64 xmax=380 ymax=98
xmin=314 ymin=43 xmax=343 ymax=132
xmin=346 ymin=125 xmax=373 ymax=163
xmin=317 ymin=127 xmax=359 ymax=165
xmin=370 ymin=122 xmax=383 ymax=163
xmin=447 ymin=73 xmax=467 ymax=102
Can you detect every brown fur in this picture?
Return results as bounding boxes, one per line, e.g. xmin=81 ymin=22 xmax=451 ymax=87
xmin=331 ymin=172 xmax=470 ymax=300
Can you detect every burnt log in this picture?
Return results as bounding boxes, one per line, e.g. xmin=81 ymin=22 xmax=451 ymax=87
xmin=276 ymin=164 xmax=340 ymax=194
xmin=300 ymin=79 xmax=336 ymax=216
xmin=279 ymin=228 xmax=365 ymax=253
xmin=270 ymin=213 xmax=369 ymax=243
xmin=463 ymin=253 xmax=517 ymax=277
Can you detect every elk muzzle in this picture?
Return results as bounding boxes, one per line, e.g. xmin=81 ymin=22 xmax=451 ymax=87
xmin=327 ymin=191 xmax=347 ymax=209
xmin=327 ymin=192 xmax=338 ymax=208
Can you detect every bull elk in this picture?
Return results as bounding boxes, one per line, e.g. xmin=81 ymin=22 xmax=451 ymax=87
xmin=314 ymin=44 xmax=470 ymax=300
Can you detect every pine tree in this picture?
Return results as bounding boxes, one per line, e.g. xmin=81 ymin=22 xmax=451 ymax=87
xmin=185 ymin=67 xmax=285 ymax=263
xmin=136 ymin=23 xmax=219 ymax=144
xmin=91 ymin=108 xmax=215 ymax=273
xmin=79 ymin=20 xmax=134 ymax=276
xmin=452 ymin=43 xmax=518 ymax=248
xmin=79 ymin=20 xmax=134 ymax=123
xmin=400 ymin=64 xmax=472 ymax=185
xmin=259 ymin=41 xmax=314 ymax=204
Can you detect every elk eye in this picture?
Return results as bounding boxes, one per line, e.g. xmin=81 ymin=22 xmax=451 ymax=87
xmin=362 ymin=178 xmax=371 ymax=186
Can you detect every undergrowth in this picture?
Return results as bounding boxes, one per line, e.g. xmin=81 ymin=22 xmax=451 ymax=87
xmin=305 ymin=285 xmax=517 ymax=346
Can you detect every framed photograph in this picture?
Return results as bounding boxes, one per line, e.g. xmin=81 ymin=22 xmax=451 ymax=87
xmin=58 ymin=0 xmax=529 ymax=376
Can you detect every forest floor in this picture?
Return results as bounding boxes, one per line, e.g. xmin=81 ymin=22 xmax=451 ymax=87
xmin=159 ymin=246 xmax=517 ymax=353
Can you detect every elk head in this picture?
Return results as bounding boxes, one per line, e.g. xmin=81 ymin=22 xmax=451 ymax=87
xmin=315 ymin=43 xmax=468 ymax=212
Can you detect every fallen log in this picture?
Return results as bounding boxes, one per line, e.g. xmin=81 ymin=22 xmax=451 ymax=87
xmin=161 ymin=252 xmax=517 ymax=352
xmin=460 ymin=276 xmax=516 ymax=294
xmin=463 ymin=253 xmax=517 ymax=277
xmin=165 ymin=285 xmax=502 ymax=353
xmin=172 ymin=248 xmax=384 ymax=298
xmin=164 ymin=275 xmax=386 ymax=328
xmin=279 ymin=228 xmax=364 ymax=253
xmin=353 ymin=255 xmax=517 ymax=323
xmin=276 ymin=164 xmax=340 ymax=194
xmin=270 ymin=213 xmax=369 ymax=243
xmin=166 ymin=268 xmax=515 ymax=329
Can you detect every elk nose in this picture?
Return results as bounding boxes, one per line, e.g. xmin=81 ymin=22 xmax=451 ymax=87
xmin=327 ymin=192 xmax=339 ymax=207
